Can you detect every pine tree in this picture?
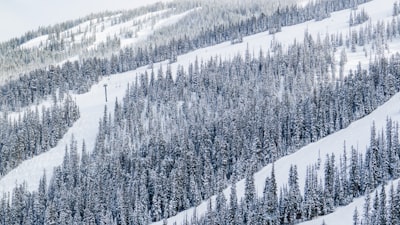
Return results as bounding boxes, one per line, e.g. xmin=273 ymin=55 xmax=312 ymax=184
xmin=394 ymin=2 xmax=399 ymax=16
xmin=394 ymin=181 xmax=400 ymax=224
xmin=228 ymin=178 xmax=238 ymax=225
xmin=388 ymin=183 xmax=398 ymax=225
xmin=263 ymin=165 xmax=278 ymax=224
xmin=324 ymin=154 xmax=335 ymax=212
xmin=362 ymin=188 xmax=371 ymax=225
xmin=215 ymin=189 xmax=227 ymax=225
xmin=353 ymin=207 xmax=359 ymax=225
xmin=287 ymin=165 xmax=302 ymax=223
xmin=244 ymin=165 xmax=256 ymax=225
xmin=349 ymin=147 xmax=361 ymax=197
xmin=379 ymin=185 xmax=387 ymax=225
xmin=370 ymin=191 xmax=379 ymax=225
xmin=369 ymin=122 xmax=381 ymax=189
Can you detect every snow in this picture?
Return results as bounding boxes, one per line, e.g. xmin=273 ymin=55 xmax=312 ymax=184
xmin=298 ymin=0 xmax=313 ymax=7
xmin=0 ymin=0 xmax=400 ymax=225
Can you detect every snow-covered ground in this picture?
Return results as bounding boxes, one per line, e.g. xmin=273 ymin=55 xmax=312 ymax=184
xmin=0 ymin=1 xmax=400 ymax=225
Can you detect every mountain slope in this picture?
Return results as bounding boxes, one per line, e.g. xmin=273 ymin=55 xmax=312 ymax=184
xmin=1 ymin=0 xmax=391 ymax=196
xmin=0 ymin=0 xmax=172 ymax=42
xmin=0 ymin=0 xmax=399 ymax=224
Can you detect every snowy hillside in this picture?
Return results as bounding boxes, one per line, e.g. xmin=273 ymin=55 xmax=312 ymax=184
xmin=2 ymin=0 xmax=393 ymax=195
xmin=19 ymin=8 xmax=199 ymax=51
xmin=0 ymin=0 xmax=298 ymax=83
xmin=0 ymin=0 xmax=400 ymax=224
xmin=0 ymin=0 xmax=173 ymax=42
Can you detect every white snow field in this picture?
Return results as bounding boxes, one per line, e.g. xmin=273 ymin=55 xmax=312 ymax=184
xmin=0 ymin=1 xmax=399 ymax=225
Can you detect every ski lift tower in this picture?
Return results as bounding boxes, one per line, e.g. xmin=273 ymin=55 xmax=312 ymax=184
xmin=103 ymin=84 xmax=108 ymax=102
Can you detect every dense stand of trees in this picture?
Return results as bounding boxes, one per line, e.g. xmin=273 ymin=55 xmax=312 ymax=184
xmin=0 ymin=95 xmax=80 ymax=176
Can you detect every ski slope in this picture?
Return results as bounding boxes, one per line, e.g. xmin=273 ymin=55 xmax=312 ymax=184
xmin=0 ymin=1 xmax=399 ymax=225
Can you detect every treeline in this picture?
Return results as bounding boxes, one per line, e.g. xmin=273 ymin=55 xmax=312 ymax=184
xmin=0 ymin=95 xmax=80 ymax=176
